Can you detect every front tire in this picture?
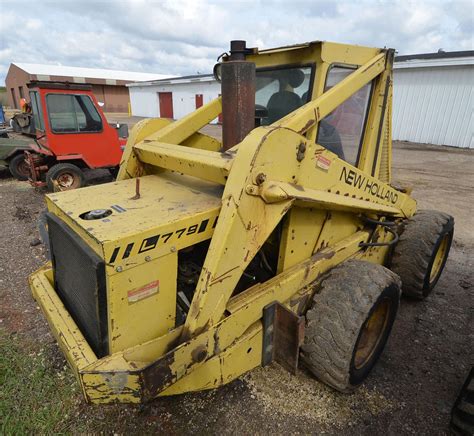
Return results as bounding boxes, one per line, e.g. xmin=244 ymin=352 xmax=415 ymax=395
xmin=46 ymin=163 xmax=84 ymax=191
xmin=9 ymin=153 xmax=29 ymax=181
xmin=391 ymin=210 xmax=454 ymax=299
xmin=301 ymin=259 xmax=401 ymax=392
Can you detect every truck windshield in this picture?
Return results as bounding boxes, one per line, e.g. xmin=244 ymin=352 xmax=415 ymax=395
xmin=256 ymin=66 xmax=313 ymax=125
xmin=29 ymin=91 xmax=45 ymax=131
xmin=46 ymin=94 xmax=103 ymax=134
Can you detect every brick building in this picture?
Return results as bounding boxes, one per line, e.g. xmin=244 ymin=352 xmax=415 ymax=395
xmin=5 ymin=63 xmax=171 ymax=112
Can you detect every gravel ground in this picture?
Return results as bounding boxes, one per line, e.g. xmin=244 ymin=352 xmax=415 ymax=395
xmin=0 ymin=139 xmax=472 ymax=434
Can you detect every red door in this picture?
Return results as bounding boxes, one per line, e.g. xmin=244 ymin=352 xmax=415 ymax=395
xmin=195 ymin=94 xmax=203 ymax=109
xmin=158 ymin=92 xmax=174 ymax=119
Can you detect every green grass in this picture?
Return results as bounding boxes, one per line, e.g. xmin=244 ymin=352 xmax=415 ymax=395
xmin=0 ymin=329 xmax=80 ymax=433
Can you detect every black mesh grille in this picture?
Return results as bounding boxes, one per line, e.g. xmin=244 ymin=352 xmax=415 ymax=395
xmin=47 ymin=213 xmax=108 ymax=357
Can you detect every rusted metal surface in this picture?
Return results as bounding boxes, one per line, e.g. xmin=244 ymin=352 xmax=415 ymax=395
xmin=262 ymin=302 xmax=305 ymax=374
xmin=25 ymin=151 xmax=47 ymax=187
xmin=221 ymin=41 xmax=256 ymax=150
xmin=131 ymin=178 xmax=141 ymax=200
xmin=228 ymin=40 xmax=251 ymax=61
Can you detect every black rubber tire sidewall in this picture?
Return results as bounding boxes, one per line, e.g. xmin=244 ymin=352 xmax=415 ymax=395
xmin=423 ymin=221 xmax=454 ymax=296
xmin=349 ymin=282 xmax=400 ymax=385
xmin=9 ymin=153 xmax=29 ymax=181
xmin=46 ymin=163 xmax=84 ymax=191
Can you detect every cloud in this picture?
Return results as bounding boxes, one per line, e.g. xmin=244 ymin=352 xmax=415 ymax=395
xmin=0 ymin=0 xmax=472 ymax=84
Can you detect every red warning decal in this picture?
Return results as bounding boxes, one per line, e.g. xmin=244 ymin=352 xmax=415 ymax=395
xmin=128 ymin=280 xmax=159 ymax=303
xmin=316 ymin=155 xmax=332 ymax=171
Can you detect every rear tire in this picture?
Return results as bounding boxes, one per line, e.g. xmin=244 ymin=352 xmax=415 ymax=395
xmin=391 ymin=210 xmax=454 ymax=299
xmin=9 ymin=153 xmax=29 ymax=181
xmin=301 ymin=259 xmax=401 ymax=392
xmin=46 ymin=163 xmax=84 ymax=191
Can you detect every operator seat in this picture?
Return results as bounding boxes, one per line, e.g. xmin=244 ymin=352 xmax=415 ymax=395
xmin=266 ymin=68 xmax=306 ymax=124
xmin=266 ymin=91 xmax=302 ymax=124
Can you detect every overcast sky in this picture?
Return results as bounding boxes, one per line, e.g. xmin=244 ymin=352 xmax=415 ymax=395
xmin=0 ymin=0 xmax=472 ymax=83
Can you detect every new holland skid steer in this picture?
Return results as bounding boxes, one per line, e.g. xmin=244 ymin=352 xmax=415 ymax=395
xmin=29 ymin=40 xmax=454 ymax=403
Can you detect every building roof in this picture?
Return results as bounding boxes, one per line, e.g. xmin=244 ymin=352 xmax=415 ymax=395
xmin=395 ymin=50 xmax=474 ymax=61
xmin=127 ymin=73 xmax=214 ymax=87
xmin=12 ymin=62 xmax=172 ymax=83
xmin=394 ymin=50 xmax=474 ymax=69
xmin=127 ymin=49 xmax=474 ymax=87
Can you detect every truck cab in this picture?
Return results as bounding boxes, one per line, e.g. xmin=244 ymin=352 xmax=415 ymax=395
xmin=26 ymin=81 xmax=128 ymax=190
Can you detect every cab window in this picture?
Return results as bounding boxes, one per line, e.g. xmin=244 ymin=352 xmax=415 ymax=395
xmin=29 ymin=91 xmax=45 ymax=131
xmin=46 ymin=94 xmax=102 ymax=133
xmin=317 ymin=66 xmax=372 ymax=166
xmin=256 ymin=66 xmax=313 ymax=125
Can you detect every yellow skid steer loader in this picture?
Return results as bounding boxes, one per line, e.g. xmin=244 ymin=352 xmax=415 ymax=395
xmin=29 ymin=40 xmax=454 ymax=403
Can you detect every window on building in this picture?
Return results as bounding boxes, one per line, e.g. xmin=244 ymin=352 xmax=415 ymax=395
xmin=256 ymin=65 xmax=313 ymax=125
xmin=10 ymin=88 xmax=17 ymax=109
xmin=46 ymin=94 xmax=102 ymax=133
xmin=19 ymin=86 xmax=24 ymax=99
xmin=29 ymin=91 xmax=45 ymax=131
xmin=317 ymin=66 xmax=373 ymax=166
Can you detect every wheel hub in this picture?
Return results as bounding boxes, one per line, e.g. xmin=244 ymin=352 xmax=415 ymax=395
xmin=354 ymin=298 xmax=390 ymax=370
xmin=57 ymin=173 xmax=75 ymax=188
xmin=430 ymin=234 xmax=450 ymax=284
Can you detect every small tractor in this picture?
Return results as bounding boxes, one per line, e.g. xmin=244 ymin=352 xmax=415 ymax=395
xmin=24 ymin=81 xmax=128 ymax=191
xmin=0 ymin=133 xmax=32 ymax=180
xmin=29 ymin=40 xmax=454 ymax=403
xmin=0 ymin=104 xmax=34 ymax=180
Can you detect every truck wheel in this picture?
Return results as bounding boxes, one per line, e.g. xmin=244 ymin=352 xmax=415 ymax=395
xmin=9 ymin=153 xmax=29 ymax=181
xmin=391 ymin=210 xmax=454 ymax=299
xmin=301 ymin=259 xmax=401 ymax=392
xmin=46 ymin=163 xmax=84 ymax=191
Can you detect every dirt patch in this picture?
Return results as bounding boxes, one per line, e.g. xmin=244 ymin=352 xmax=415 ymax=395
xmin=0 ymin=141 xmax=473 ymax=434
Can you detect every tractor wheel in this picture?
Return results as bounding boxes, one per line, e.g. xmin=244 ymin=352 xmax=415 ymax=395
xmin=9 ymin=153 xmax=29 ymax=181
xmin=46 ymin=163 xmax=84 ymax=191
xmin=391 ymin=210 xmax=454 ymax=299
xmin=301 ymin=259 xmax=401 ymax=393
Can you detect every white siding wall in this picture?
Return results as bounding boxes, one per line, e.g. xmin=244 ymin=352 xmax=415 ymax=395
xmin=129 ymin=87 xmax=160 ymax=117
xmin=393 ymin=65 xmax=473 ymax=148
xmin=129 ymin=80 xmax=221 ymax=123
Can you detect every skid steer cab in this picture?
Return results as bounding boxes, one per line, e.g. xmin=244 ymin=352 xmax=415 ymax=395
xmin=24 ymin=81 xmax=128 ymax=191
xmin=29 ymin=40 xmax=454 ymax=404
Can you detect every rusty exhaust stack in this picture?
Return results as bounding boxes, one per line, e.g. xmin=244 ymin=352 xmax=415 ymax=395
xmin=221 ymin=40 xmax=256 ymax=151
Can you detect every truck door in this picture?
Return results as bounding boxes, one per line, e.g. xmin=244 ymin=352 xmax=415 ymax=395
xmin=44 ymin=92 xmax=122 ymax=168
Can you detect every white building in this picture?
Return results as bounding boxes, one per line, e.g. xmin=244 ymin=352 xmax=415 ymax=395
xmin=128 ymin=74 xmax=221 ymax=122
xmin=393 ymin=51 xmax=473 ymax=149
xmin=128 ymin=51 xmax=473 ymax=148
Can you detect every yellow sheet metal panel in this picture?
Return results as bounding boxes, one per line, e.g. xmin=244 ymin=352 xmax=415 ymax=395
xmin=182 ymin=131 xmax=222 ymax=151
xmin=159 ymin=322 xmax=262 ymax=396
xmin=134 ymin=141 xmax=232 ymax=185
xmin=81 ymin=372 xmax=142 ymax=404
xmin=277 ymin=208 xmax=328 ymax=272
xmin=107 ymin=252 xmax=177 ymax=353
xmin=47 ymin=173 xmax=222 ymax=257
